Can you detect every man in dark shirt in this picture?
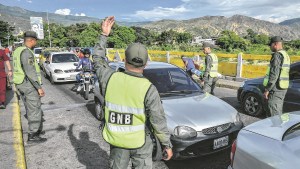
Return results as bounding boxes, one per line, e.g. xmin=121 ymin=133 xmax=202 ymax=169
xmin=263 ymin=36 xmax=290 ymax=116
xmin=0 ymin=48 xmax=12 ymax=108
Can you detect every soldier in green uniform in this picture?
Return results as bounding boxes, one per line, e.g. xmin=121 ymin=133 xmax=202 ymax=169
xmin=13 ymin=31 xmax=46 ymax=143
xmin=263 ymin=36 xmax=290 ymax=116
xmin=201 ymin=42 xmax=219 ymax=95
xmin=93 ymin=16 xmax=173 ymax=169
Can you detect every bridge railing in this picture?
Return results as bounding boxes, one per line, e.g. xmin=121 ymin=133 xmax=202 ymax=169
xmin=106 ymin=49 xmax=300 ymax=79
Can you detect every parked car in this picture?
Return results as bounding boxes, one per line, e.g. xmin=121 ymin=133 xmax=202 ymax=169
xmin=33 ymin=47 xmax=42 ymax=63
xmin=229 ymin=111 xmax=300 ymax=169
xmin=94 ymin=61 xmax=243 ymax=159
xmin=43 ymin=52 xmax=79 ymax=84
xmin=238 ymin=62 xmax=300 ymax=117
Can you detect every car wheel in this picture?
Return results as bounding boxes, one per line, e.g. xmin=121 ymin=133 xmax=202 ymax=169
xmin=49 ymin=74 xmax=55 ymax=84
xmin=95 ymin=98 xmax=104 ymax=120
xmin=242 ymin=93 xmax=263 ymax=117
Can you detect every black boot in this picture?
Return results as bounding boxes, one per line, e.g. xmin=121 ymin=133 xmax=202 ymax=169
xmin=28 ymin=133 xmax=47 ymax=143
xmin=37 ymin=130 xmax=46 ymax=135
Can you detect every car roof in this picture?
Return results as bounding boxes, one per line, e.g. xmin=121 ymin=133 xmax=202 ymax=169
xmin=51 ymin=52 xmax=75 ymax=55
xmin=243 ymin=111 xmax=300 ymax=141
xmin=110 ymin=61 xmax=178 ymax=69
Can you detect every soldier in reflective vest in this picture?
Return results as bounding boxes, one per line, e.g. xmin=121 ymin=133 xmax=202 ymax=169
xmin=201 ymin=42 xmax=219 ymax=95
xmin=13 ymin=31 xmax=46 ymax=143
xmin=263 ymin=36 xmax=290 ymax=116
xmin=93 ymin=17 xmax=173 ymax=169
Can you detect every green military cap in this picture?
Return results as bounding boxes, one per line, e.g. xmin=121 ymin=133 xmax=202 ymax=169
xmin=125 ymin=43 xmax=148 ymax=67
xmin=202 ymin=42 xmax=212 ymax=48
xmin=269 ymin=36 xmax=283 ymax=46
xmin=24 ymin=31 xmax=38 ymax=40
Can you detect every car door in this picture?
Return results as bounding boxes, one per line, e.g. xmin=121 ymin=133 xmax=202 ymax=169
xmin=284 ymin=63 xmax=300 ymax=112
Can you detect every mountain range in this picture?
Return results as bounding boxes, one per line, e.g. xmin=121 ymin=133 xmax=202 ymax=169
xmin=1 ymin=3 xmax=300 ymax=40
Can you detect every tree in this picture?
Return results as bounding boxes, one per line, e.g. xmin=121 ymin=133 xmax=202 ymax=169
xmin=176 ymin=32 xmax=193 ymax=44
xmin=217 ymin=30 xmax=248 ymax=51
xmin=159 ymin=29 xmax=178 ymax=45
xmin=0 ymin=21 xmax=15 ymax=47
xmin=107 ymin=24 xmax=136 ymax=48
xmin=253 ymin=34 xmax=269 ymax=45
xmin=78 ymin=26 xmax=100 ymax=47
xmin=131 ymin=26 xmax=157 ymax=45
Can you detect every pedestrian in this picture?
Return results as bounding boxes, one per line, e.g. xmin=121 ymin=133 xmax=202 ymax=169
xmin=93 ymin=16 xmax=173 ymax=169
xmin=263 ymin=36 xmax=290 ymax=116
xmin=13 ymin=31 xmax=46 ymax=143
xmin=0 ymin=47 xmax=12 ymax=109
xmin=181 ymin=55 xmax=202 ymax=77
xmin=201 ymin=42 xmax=219 ymax=95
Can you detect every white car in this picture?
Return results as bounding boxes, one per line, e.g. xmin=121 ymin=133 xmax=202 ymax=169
xmin=33 ymin=47 xmax=42 ymax=63
xmin=229 ymin=112 xmax=300 ymax=169
xmin=43 ymin=52 xmax=79 ymax=84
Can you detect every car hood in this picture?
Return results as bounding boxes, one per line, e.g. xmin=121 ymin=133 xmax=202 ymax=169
xmin=243 ymin=112 xmax=300 ymax=141
xmin=162 ymin=93 xmax=238 ymax=132
xmin=245 ymin=77 xmax=264 ymax=85
xmin=51 ymin=62 xmax=77 ymax=70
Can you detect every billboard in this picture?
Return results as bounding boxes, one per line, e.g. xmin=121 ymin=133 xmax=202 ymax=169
xmin=30 ymin=17 xmax=44 ymax=39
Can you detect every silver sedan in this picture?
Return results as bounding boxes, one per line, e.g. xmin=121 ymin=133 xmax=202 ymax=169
xmin=229 ymin=112 xmax=300 ymax=169
xmin=94 ymin=61 xmax=244 ymax=159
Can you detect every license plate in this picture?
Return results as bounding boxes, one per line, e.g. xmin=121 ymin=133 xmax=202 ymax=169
xmin=69 ymin=75 xmax=77 ymax=80
xmin=213 ymin=136 xmax=229 ymax=149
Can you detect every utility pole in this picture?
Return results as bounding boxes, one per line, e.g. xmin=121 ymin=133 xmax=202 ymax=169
xmin=47 ymin=11 xmax=52 ymax=47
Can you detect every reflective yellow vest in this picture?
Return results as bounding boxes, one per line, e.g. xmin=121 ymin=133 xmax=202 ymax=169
xmin=202 ymin=53 xmax=218 ymax=77
xmin=13 ymin=46 xmax=42 ymax=85
xmin=263 ymin=50 xmax=290 ymax=89
xmin=102 ymin=72 xmax=152 ymax=149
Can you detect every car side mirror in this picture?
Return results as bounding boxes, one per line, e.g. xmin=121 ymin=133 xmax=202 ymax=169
xmin=74 ymin=63 xmax=78 ymax=66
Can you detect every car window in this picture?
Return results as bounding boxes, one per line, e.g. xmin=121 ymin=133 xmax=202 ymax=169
xmin=143 ymin=68 xmax=201 ymax=94
xmin=290 ymin=64 xmax=300 ymax=80
xmin=34 ymin=48 xmax=42 ymax=54
xmin=283 ymin=123 xmax=300 ymax=141
xmin=52 ymin=54 xmax=79 ymax=63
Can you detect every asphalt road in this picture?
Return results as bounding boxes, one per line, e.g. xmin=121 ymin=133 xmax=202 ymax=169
xmin=22 ymin=75 xmax=260 ymax=169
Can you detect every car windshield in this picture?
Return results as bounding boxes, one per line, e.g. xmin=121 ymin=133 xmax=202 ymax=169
xmin=52 ymin=54 xmax=79 ymax=63
xmin=34 ymin=48 xmax=42 ymax=54
xmin=143 ymin=68 xmax=202 ymax=96
xmin=283 ymin=123 xmax=300 ymax=141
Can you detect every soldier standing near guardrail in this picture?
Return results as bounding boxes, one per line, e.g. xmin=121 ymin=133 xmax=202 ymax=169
xmin=263 ymin=36 xmax=290 ymax=116
xmin=93 ymin=16 xmax=173 ymax=169
xmin=201 ymin=42 xmax=219 ymax=95
xmin=13 ymin=31 xmax=46 ymax=143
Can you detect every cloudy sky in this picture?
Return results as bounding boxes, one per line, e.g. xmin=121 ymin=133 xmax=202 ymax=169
xmin=1 ymin=0 xmax=300 ymax=23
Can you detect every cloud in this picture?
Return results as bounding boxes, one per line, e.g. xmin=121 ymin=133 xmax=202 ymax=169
xmin=130 ymin=6 xmax=189 ymax=21
xmin=26 ymin=0 xmax=32 ymax=3
xmin=75 ymin=13 xmax=86 ymax=16
xmin=55 ymin=8 xmax=71 ymax=15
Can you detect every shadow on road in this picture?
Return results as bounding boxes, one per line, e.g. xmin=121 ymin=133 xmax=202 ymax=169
xmin=68 ymin=124 xmax=109 ymax=169
xmin=5 ymin=88 xmax=14 ymax=106
xmin=166 ymin=148 xmax=231 ymax=169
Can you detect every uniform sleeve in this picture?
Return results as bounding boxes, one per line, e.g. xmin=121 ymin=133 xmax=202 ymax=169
xmin=93 ymin=35 xmax=115 ymax=95
xmin=265 ymin=52 xmax=283 ymax=91
xmin=145 ymin=85 xmax=172 ymax=148
xmin=20 ymin=49 xmax=42 ymax=90
xmin=203 ymin=55 xmax=212 ymax=81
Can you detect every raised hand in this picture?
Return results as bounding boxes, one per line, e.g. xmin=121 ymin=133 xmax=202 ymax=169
xmin=101 ymin=16 xmax=115 ymax=36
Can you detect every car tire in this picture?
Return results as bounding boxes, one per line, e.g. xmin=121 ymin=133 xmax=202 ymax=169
xmin=94 ymin=98 xmax=104 ymax=120
xmin=49 ymin=74 xmax=55 ymax=84
xmin=242 ymin=93 xmax=263 ymax=117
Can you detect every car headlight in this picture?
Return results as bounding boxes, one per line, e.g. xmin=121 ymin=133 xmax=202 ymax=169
xmin=234 ymin=113 xmax=242 ymax=125
xmin=174 ymin=126 xmax=197 ymax=139
xmin=54 ymin=69 xmax=63 ymax=73
xmin=240 ymin=81 xmax=245 ymax=87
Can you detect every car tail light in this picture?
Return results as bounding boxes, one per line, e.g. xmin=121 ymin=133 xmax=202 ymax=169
xmin=230 ymin=140 xmax=237 ymax=167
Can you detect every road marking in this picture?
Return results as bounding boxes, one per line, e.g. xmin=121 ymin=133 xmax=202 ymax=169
xmin=12 ymin=89 xmax=27 ymax=169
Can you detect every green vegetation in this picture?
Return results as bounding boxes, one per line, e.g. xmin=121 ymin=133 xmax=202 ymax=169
xmin=2 ymin=20 xmax=299 ymax=55
xmin=0 ymin=21 xmax=16 ymax=47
